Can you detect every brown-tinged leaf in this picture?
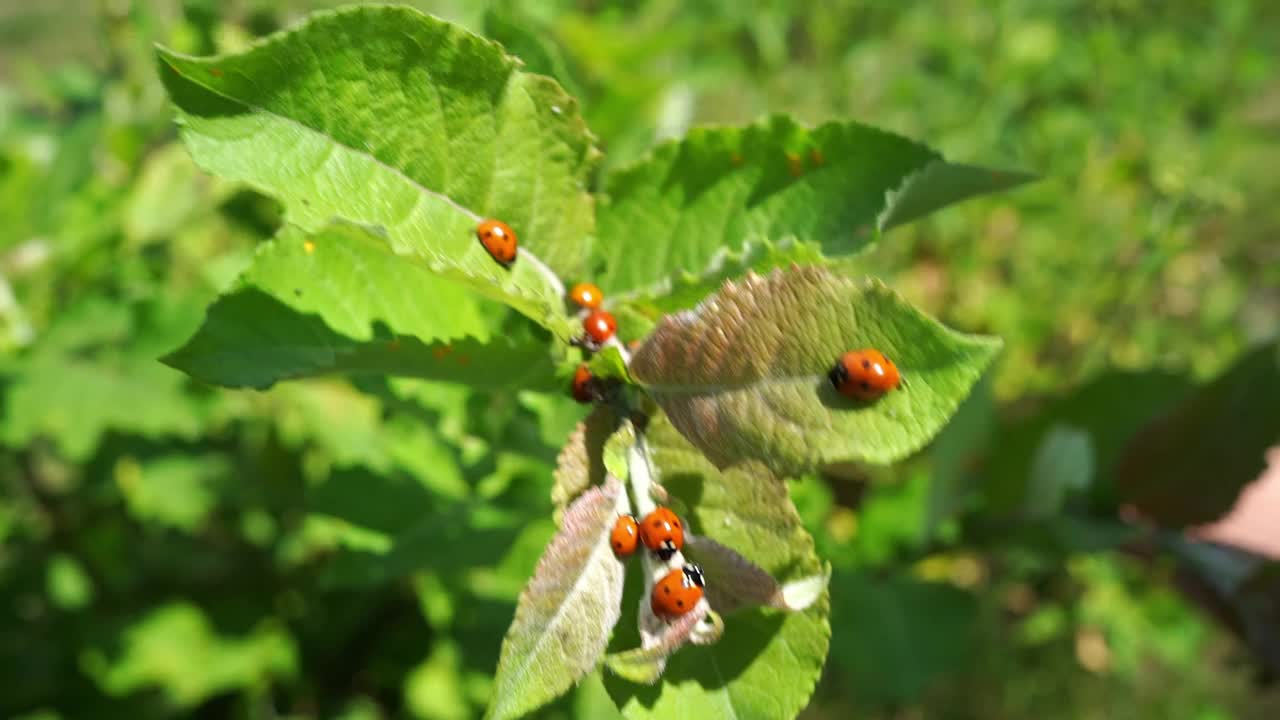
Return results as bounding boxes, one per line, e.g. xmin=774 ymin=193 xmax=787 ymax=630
xmin=630 ymin=266 xmax=1000 ymax=475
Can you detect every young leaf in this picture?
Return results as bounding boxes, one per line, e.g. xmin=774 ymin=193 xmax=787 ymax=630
xmin=605 ymin=414 xmax=830 ymax=720
xmin=604 ymin=602 xmax=708 ymax=685
xmin=552 ymin=406 xmax=620 ymax=513
xmin=157 ymin=5 xmax=598 ymax=339
xmin=682 ymin=534 xmax=821 ymax=614
xmin=630 ymin=266 xmax=1001 ymax=475
xmin=165 ymin=223 xmax=558 ymax=390
xmin=1115 ymin=341 xmax=1280 ymax=528
xmin=596 ymin=114 xmax=1032 ymax=293
xmin=488 ymin=477 xmax=630 ymax=720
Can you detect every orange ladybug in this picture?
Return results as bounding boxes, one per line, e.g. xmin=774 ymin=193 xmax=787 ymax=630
xmin=582 ymin=310 xmax=617 ymax=347
xmin=651 ymin=564 xmax=705 ymax=618
xmin=570 ymin=364 xmax=594 ymax=404
xmin=639 ymin=507 xmax=684 ymax=560
xmin=476 ymin=218 xmax=517 ymax=266
xmin=568 ymin=282 xmax=604 ymax=311
xmin=610 ymin=515 xmax=639 ymax=558
xmin=829 ymin=348 xmax=900 ymax=401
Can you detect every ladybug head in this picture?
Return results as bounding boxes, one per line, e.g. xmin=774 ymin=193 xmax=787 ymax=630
xmin=682 ymin=564 xmax=706 ymax=588
xmin=827 ymin=362 xmax=849 ymax=389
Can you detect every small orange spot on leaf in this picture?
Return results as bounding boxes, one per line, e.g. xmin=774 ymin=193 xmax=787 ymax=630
xmin=786 ymin=153 xmax=803 ymax=178
xmin=457 ymin=355 xmax=471 ymax=366
xmin=209 ymin=67 xmax=224 ymax=78
xmin=809 ymin=148 xmax=825 ymax=167
xmin=387 ymin=339 xmax=401 ymax=351
xmin=730 ymin=152 xmax=744 ymax=167
xmin=303 ymin=240 xmax=316 ymax=254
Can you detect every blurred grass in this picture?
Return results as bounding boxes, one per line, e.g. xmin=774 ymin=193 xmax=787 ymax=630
xmin=1 ymin=1 xmax=1278 ymax=718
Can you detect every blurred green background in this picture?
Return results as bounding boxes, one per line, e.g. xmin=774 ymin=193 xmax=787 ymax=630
xmin=2 ymin=1 xmax=1278 ymax=718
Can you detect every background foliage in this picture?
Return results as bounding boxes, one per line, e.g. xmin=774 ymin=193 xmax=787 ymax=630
xmin=2 ymin=1 xmax=1279 ymax=718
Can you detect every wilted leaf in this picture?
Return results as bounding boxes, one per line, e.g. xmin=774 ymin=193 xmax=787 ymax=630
xmin=596 ymin=114 xmax=1030 ymax=293
xmin=488 ymin=477 xmax=629 ymax=720
xmin=605 ymin=414 xmax=829 ymax=720
xmin=1116 ymin=342 xmax=1280 ymax=527
xmin=631 ymin=266 xmax=1001 ymax=474
xmin=158 ymin=5 xmax=598 ymax=338
xmin=165 ymin=224 xmax=558 ymax=390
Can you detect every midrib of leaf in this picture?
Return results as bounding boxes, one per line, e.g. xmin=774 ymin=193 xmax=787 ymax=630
xmin=163 ymin=54 xmax=569 ymax=306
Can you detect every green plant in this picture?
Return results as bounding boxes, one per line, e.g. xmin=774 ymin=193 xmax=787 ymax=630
xmin=153 ymin=6 xmax=1026 ymax=718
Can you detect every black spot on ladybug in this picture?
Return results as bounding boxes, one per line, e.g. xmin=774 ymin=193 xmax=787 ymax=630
xmin=861 ymin=381 xmax=871 ymax=391
xmin=677 ymin=600 xmax=684 ymax=608
xmin=673 ymin=519 xmax=680 ymax=527
xmin=862 ymin=359 xmax=871 ymax=369
xmin=663 ymin=586 xmax=671 ymax=594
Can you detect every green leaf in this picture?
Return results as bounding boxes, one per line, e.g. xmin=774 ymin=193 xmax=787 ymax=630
xmin=488 ymin=477 xmax=629 ymax=720
xmin=877 ymin=161 xmax=1037 ymax=231
xmin=613 ymin=237 xmax=826 ymax=319
xmin=83 ymin=603 xmax=296 ymax=708
xmin=165 ymin=223 xmax=558 ymax=390
xmin=157 ymin=5 xmax=598 ymax=338
xmin=596 ymin=115 xmax=1031 ymax=293
xmin=605 ymin=415 xmax=830 ymax=719
xmin=115 ymin=454 xmax=229 ymax=531
xmin=1022 ymin=423 xmax=1094 ymax=519
xmin=983 ymin=369 xmax=1192 ymax=515
xmin=1116 ymin=342 xmax=1280 ymax=527
xmin=630 ymin=266 xmax=1001 ymax=475
xmin=1 ymin=351 xmax=206 ymax=460
xmin=828 ymin=571 xmax=978 ymax=705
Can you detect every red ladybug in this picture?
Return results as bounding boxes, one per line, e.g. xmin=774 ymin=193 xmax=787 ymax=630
xmin=639 ymin=507 xmax=683 ymax=560
xmin=829 ymin=348 xmax=900 ymax=401
xmin=568 ymin=282 xmax=604 ymax=311
xmin=571 ymin=364 xmax=594 ymax=404
xmin=610 ymin=515 xmax=639 ymax=558
xmin=582 ymin=310 xmax=617 ymax=347
xmin=651 ymin=564 xmax=705 ymax=618
xmin=475 ymin=218 xmax=517 ymax=266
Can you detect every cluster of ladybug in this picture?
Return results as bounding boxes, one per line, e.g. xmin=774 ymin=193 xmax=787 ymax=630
xmin=474 ymin=219 xmax=617 ymax=405
xmin=610 ymin=507 xmax=706 ymax=619
xmin=478 ymin=219 xmax=903 ymax=404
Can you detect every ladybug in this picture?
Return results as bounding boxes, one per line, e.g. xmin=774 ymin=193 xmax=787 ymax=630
xmin=829 ymin=348 xmax=900 ymax=401
xmin=651 ymin=564 xmax=706 ymax=618
xmin=475 ymin=218 xmax=517 ymax=266
xmin=582 ymin=310 xmax=618 ymax=347
xmin=610 ymin=515 xmax=639 ymax=558
xmin=568 ymin=282 xmax=604 ymax=311
xmin=571 ymin=364 xmax=594 ymax=404
xmin=639 ymin=507 xmax=684 ymax=561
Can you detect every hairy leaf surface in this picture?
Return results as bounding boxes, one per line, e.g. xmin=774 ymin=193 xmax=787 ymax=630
xmin=489 ymin=477 xmax=629 ymax=720
xmin=631 ymin=266 xmax=1001 ymax=474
